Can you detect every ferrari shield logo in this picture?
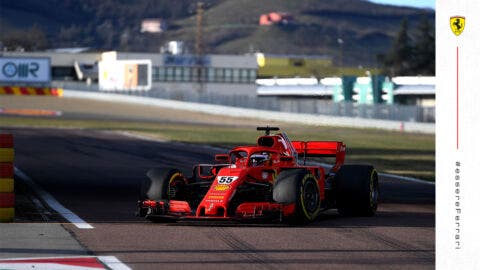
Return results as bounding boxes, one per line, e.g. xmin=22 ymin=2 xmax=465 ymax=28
xmin=450 ymin=16 xmax=465 ymax=36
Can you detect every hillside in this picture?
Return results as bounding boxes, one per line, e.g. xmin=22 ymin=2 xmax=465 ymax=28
xmin=0 ymin=0 xmax=434 ymax=66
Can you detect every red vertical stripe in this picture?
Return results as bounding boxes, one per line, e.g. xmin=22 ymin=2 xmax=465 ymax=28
xmin=19 ymin=87 xmax=30 ymax=95
xmin=0 ymin=193 xmax=14 ymax=207
xmin=0 ymin=134 xmax=14 ymax=148
xmin=35 ymin=87 xmax=45 ymax=95
xmin=3 ymin=87 xmax=14 ymax=94
xmin=0 ymin=163 xmax=14 ymax=178
xmin=456 ymin=47 xmax=459 ymax=150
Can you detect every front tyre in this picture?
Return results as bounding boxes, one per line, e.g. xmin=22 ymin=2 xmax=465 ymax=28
xmin=140 ymin=167 xmax=187 ymax=201
xmin=336 ymin=165 xmax=379 ymax=216
xmin=273 ymin=169 xmax=321 ymax=224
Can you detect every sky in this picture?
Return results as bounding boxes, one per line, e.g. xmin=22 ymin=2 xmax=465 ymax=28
xmin=368 ymin=0 xmax=435 ymax=10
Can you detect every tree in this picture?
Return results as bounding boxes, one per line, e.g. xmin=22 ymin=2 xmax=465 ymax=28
xmin=412 ymin=16 xmax=435 ymax=75
xmin=58 ymin=25 xmax=83 ymax=47
xmin=382 ymin=19 xmax=414 ymax=76
xmin=96 ymin=20 xmax=115 ymax=50
xmin=381 ymin=17 xmax=435 ymax=76
xmin=2 ymin=25 xmax=48 ymax=51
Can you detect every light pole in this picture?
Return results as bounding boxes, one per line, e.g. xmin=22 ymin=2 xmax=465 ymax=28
xmin=337 ymin=38 xmax=344 ymax=74
xmin=195 ymin=2 xmax=205 ymax=93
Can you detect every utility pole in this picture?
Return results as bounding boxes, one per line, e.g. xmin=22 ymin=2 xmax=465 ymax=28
xmin=337 ymin=26 xmax=344 ymax=76
xmin=337 ymin=38 xmax=344 ymax=75
xmin=195 ymin=2 xmax=204 ymax=59
xmin=195 ymin=2 xmax=205 ymax=93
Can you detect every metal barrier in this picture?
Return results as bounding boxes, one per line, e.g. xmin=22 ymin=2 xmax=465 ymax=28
xmin=52 ymin=81 xmax=435 ymax=123
xmin=0 ymin=86 xmax=63 ymax=96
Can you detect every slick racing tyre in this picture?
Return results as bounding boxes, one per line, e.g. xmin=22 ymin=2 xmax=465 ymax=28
xmin=273 ymin=169 xmax=321 ymax=224
xmin=335 ymin=165 xmax=379 ymax=216
xmin=140 ymin=167 xmax=187 ymax=201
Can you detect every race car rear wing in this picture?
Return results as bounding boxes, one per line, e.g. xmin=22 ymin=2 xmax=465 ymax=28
xmin=291 ymin=141 xmax=346 ymax=169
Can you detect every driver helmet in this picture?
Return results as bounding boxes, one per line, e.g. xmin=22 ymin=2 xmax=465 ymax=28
xmin=250 ymin=153 xmax=270 ymax=166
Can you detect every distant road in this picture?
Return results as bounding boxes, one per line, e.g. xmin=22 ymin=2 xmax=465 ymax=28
xmin=8 ymin=127 xmax=434 ymax=270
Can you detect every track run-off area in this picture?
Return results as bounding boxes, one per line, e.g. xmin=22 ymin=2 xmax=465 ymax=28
xmin=4 ymin=127 xmax=434 ymax=270
xmin=0 ymin=95 xmax=434 ymax=269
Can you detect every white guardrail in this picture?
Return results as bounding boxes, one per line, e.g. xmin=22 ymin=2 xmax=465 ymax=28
xmin=63 ymin=89 xmax=434 ymax=134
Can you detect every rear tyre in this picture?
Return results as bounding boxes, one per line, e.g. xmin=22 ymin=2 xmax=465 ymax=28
xmin=140 ymin=167 xmax=186 ymax=201
xmin=273 ymin=169 xmax=321 ymax=224
xmin=336 ymin=165 xmax=379 ymax=216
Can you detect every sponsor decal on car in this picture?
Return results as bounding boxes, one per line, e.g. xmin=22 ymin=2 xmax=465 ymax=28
xmin=205 ymin=199 xmax=222 ymax=203
xmin=216 ymin=176 xmax=238 ymax=184
xmin=214 ymin=184 xmax=230 ymax=191
xmin=208 ymin=195 xmax=224 ymax=199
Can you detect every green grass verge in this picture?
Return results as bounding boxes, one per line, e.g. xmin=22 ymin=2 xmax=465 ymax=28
xmin=0 ymin=116 xmax=435 ymax=181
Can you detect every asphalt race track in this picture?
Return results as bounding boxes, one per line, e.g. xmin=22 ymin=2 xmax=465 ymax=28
xmin=7 ymin=127 xmax=434 ymax=270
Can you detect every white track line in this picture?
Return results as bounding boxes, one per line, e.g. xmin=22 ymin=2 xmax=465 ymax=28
xmin=378 ymin=172 xmax=435 ymax=185
xmin=14 ymin=167 xmax=94 ymax=229
xmin=311 ymin=161 xmax=434 ymax=185
xmin=98 ymin=256 xmax=132 ymax=270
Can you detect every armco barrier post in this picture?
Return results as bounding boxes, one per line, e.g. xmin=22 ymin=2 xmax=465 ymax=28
xmin=0 ymin=134 xmax=14 ymax=222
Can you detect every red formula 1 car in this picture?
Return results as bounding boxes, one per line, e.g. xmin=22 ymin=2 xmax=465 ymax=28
xmin=137 ymin=126 xmax=379 ymax=224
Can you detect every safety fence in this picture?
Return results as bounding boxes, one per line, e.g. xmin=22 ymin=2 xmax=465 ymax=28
xmin=52 ymin=81 xmax=435 ymax=123
xmin=63 ymin=90 xmax=435 ymax=134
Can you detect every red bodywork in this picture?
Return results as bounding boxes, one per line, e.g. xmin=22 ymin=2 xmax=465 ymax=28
xmin=138 ymin=131 xmax=346 ymax=222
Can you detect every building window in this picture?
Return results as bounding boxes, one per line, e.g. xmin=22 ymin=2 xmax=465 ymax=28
xmin=249 ymin=69 xmax=257 ymax=83
xmin=191 ymin=67 xmax=207 ymax=82
xmin=232 ymin=69 xmax=240 ymax=83
xmin=151 ymin=65 xmax=257 ymax=84
xmin=208 ymin=68 xmax=215 ymax=82
xmin=200 ymin=67 xmax=207 ymax=82
xmin=165 ymin=67 xmax=174 ymax=81
xmin=215 ymin=68 xmax=224 ymax=82
xmin=174 ymin=67 xmax=183 ymax=81
xmin=152 ymin=66 xmax=159 ymax=81
xmin=191 ymin=67 xmax=198 ymax=81
xmin=240 ymin=69 xmax=249 ymax=83
xmin=52 ymin=67 xmax=75 ymax=80
xmin=158 ymin=67 xmax=166 ymax=81
xmin=182 ymin=67 xmax=191 ymax=82
xmin=224 ymin=68 xmax=233 ymax=83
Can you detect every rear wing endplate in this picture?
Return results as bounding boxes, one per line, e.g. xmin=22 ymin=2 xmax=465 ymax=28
xmin=291 ymin=141 xmax=346 ymax=169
